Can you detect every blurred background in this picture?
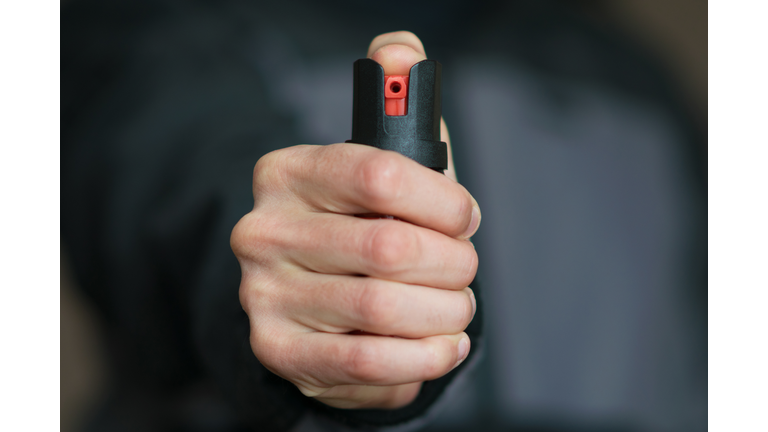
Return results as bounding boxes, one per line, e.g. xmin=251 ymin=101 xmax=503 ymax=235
xmin=61 ymin=1 xmax=706 ymax=431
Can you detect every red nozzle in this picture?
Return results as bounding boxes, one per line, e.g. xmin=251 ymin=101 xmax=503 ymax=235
xmin=384 ymin=75 xmax=409 ymax=116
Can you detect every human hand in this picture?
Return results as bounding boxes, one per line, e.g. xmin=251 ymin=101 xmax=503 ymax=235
xmin=231 ymin=31 xmax=480 ymax=410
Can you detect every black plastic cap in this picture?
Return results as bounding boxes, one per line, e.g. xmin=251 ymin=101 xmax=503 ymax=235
xmin=346 ymin=58 xmax=447 ymax=172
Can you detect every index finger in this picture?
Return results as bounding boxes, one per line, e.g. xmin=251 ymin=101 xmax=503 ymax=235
xmin=280 ymin=143 xmax=480 ymax=239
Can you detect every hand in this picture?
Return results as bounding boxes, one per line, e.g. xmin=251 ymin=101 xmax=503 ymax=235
xmin=231 ymin=31 xmax=481 ymax=410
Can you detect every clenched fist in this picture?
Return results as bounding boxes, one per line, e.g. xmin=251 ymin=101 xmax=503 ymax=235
xmin=231 ymin=31 xmax=480 ymax=410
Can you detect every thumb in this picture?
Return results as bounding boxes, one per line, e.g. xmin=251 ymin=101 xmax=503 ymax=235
xmin=366 ymin=31 xmax=458 ymax=181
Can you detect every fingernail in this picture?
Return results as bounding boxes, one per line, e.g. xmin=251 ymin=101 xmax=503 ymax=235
xmin=462 ymin=205 xmax=481 ymax=239
xmin=455 ymin=337 xmax=470 ymax=368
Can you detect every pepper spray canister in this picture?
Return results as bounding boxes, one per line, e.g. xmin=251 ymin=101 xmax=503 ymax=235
xmin=346 ymin=58 xmax=447 ymax=174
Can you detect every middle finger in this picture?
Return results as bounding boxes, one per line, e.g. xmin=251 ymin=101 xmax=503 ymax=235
xmin=280 ymin=212 xmax=478 ymax=290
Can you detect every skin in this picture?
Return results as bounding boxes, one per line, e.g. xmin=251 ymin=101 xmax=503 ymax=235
xmin=231 ymin=31 xmax=481 ymax=410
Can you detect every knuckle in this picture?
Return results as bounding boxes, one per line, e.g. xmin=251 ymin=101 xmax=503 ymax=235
xmin=355 ymin=282 xmax=398 ymax=330
xmin=230 ymin=211 xmax=286 ymax=262
xmin=343 ymin=343 xmax=385 ymax=383
xmin=231 ymin=214 xmax=266 ymax=254
xmin=356 ymin=152 xmax=403 ymax=206
xmin=425 ymin=338 xmax=457 ymax=380
xmin=248 ymin=323 xmax=287 ymax=373
xmin=441 ymin=291 xmax=475 ymax=332
xmin=364 ymin=224 xmax=417 ymax=274
xmin=237 ymin=276 xmax=255 ymax=309
xmin=252 ymin=146 xmax=308 ymax=194
xmin=238 ymin=272 xmax=275 ymax=314
xmin=230 ymin=215 xmax=252 ymax=257
xmin=420 ymin=342 xmax=446 ymax=380
xmin=252 ymin=327 xmax=332 ymax=397
xmin=252 ymin=149 xmax=283 ymax=187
